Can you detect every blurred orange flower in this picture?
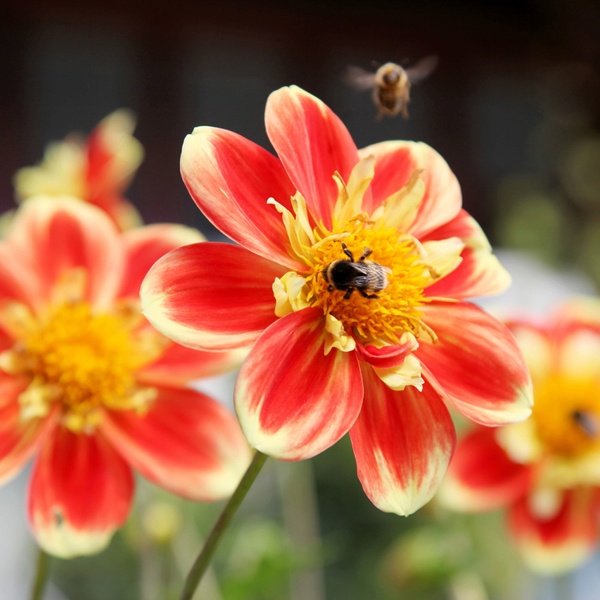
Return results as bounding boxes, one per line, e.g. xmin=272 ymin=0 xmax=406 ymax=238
xmin=440 ymin=298 xmax=600 ymax=573
xmin=0 ymin=197 xmax=250 ymax=557
xmin=14 ymin=110 xmax=144 ymax=229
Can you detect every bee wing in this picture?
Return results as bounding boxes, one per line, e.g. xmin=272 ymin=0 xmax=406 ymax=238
xmin=405 ymin=55 xmax=438 ymax=84
xmin=344 ymin=65 xmax=377 ymax=90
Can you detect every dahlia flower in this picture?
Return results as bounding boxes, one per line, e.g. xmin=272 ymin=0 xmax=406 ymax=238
xmin=14 ymin=110 xmax=143 ymax=229
xmin=141 ymin=86 xmax=532 ymax=515
xmin=440 ymin=299 xmax=600 ymax=573
xmin=0 ymin=197 xmax=250 ymax=557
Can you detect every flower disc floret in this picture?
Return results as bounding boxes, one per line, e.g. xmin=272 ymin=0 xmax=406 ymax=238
xmin=2 ymin=302 xmax=162 ymax=432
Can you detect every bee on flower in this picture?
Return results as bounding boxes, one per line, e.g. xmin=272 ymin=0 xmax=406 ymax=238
xmin=14 ymin=110 xmax=144 ymax=230
xmin=141 ymin=86 xmax=533 ymax=516
xmin=439 ymin=298 xmax=600 ymax=573
xmin=0 ymin=197 xmax=251 ymax=557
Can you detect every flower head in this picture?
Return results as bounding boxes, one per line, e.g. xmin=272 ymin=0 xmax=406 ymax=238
xmin=440 ymin=298 xmax=600 ymax=573
xmin=14 ymin=110 xmax=144 ymax=229
xmin=141 ymin=86 xmax=532 ymax=515
xmin=0 ymin=197 xmax=251 ymax=557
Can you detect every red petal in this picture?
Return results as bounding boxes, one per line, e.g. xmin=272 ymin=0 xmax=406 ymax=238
xmin=440 ymin=426 xmax=532 ymax=511
xmin=0 ymin=244 xmax=43 ymax=309
xmin=137 ymin=343 xmax=242 ymax=387
xmin=119 ymin=223 xmax=204 ymax=299
xmin=350 ymin=366 xmax=455 ymax=515
xmin=508 ymin=489 xmax=600 ymax=573
xmin=28 ymin=427 xmax=134 ymax=557
xmin=0 ymin=377 xmax=58 ymax=484
xmin=141 ymin=242 xmax=285 ymax=350
xmin=417 ymin=302 xmax=533 ymax=425
xmin=359 ymin=141 xmax=461 ymax=236
xmin=424 ymin=210 xmax=510 ymax=299
xmin=6 ymin=198 xmax=124 ymax=309
xmin=355 ymin=340 xmax=416 ymax=369
xmin=265 ymin=86 xmax=360 ymax=228
xmin=181 ymin=127 xmax=301 ymax=269
xmin=235 ymin=307 xmax=363 ymax=460
xmin=101 ymin=386 xmax=251 ymax=501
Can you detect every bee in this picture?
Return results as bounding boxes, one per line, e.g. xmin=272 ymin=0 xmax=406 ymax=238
xmin=572 ymin=410 xmax=600 ymax=438
xmin=322 ymin=242 xmax=391 ymax=299
xmin=345 ymin=56 xmax=438 ymax=119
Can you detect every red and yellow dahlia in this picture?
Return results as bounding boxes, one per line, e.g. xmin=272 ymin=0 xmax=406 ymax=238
xmin=0 ymin=197 xmax=250 ymax=557
xmin=440 ymin=299 xmax=600 ymax=573
xmin=14 ymin=110 xmax=144 ymax=229
xmin=141 ymin=86 xmax=532 ymax=516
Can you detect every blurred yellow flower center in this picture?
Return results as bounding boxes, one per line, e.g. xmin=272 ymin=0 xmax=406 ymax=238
xmin=3 ymin=302 xmax=164 ymax=432
xmin=305 ymin=225 xmax=433 ymax=345
xmin=532 ymin=375 xmax=600 ymax=457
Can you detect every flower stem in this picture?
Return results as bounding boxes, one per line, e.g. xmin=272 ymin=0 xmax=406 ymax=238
xmin=30 ymin=547 xmax=50 ymax=600
xmin=179 ymin=450 xmax=268 ymax=600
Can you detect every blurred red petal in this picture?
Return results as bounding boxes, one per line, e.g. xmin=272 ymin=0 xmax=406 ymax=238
xmin=102 ymin=386 xmax=251 ymax=501
xmin=28 ymin=428 xmax=133 ymax=557
xmin=509 ymin=489 xmax=600 ymax=574
xmin=440 ymin=426 xmax=532 ymax=511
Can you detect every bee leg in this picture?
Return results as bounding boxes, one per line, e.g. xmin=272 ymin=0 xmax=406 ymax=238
xmin=358 ymin=289 xmax=379 ymax=299
xmin=327 ymin=284 xmax=334 ymax=292
xmin=341 ymin=242 xmax=354 ymax=261
xmin=358 ymin=247 xmax=372 ymax=262
xmin=344 ymin=288 xmax=354 ymax=300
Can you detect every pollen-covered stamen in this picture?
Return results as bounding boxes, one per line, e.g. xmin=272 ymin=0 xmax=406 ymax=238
xmin=305 ymin=226 xmax=437 ymax=346
xmin=0 ymin=302 xmax=165 ymax=432
xmin=532 ymin=375 xmax=600 ymax=457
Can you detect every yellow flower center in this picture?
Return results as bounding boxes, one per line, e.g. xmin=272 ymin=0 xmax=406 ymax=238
xmin=304 ymin=224 xmax=433 ymax=345
xmin=270 ymin=159 xmax=462 ymax=349
xmin=532 ymin=375 xmax=600 ymax=458
xmin=2 ymin=302 xmax=165 ymax=432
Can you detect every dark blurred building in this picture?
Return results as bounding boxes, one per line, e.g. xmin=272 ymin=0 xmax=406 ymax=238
xmin=1 ymin=0 xmax=599 ymax=239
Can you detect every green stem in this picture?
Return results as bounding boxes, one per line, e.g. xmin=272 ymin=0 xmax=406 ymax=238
xmin=180 ymin=450 xmax=268 ymax=600
xmin=30 ymin=547 xmax=50 ymax=600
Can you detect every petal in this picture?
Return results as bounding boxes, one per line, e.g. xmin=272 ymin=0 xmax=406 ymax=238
xmin=101 ymin=386 xmax=251 ymax=500
xmin=508 ymin=489 xmax=600 ymax=574
xmin=504 ymin=320 xmax=553 ymax=382
xmin=141 ymin=242 xmax=285 ymax=351
xmin=359 ymin=140 xmax=461 ymax=236
xmin=28 ymin=427 xmax=134 ymax=558
xmin=265 ymin=86 xmax=360 ymax=228
xmin=6 ymin=197 xmax=125 ymax=309
xmin=137 ymin=343 xmax=243 ymax=387
xmin=0 ymin=377 xmax=59 ymax=485
xmin=423 ymin=210 xmax=511 ymax=299
xmin=119 ymin=223 xmax=205 ymax=299
xmin=417 ymin=302 xmax=533 ymax=425
xmin=0 ymin=243 xmax=44 ymax=309
xmin=84 ymin=109 xmax=144 ymax=208
xmin=355 ymin=336 xmax=418 ymax=369
xmin=438 ymin=426 xmax=532 ymax=512
xmin=181 ymin=127 xmax=301 ymax=269
xmin=235 ymin=307 xmax=363 ymax=460
xmin=350 ymin=366 xmax=455 ymax=515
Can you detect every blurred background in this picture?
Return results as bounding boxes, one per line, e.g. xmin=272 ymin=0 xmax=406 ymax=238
xmin=1 ymin=0 xmax=600 ymax=598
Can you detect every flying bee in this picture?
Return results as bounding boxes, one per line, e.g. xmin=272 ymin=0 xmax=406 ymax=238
xmin=322 ymin=242 xmax=391 ymax=299
xmin=345 ymin=55 xmax=438 ymax=119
